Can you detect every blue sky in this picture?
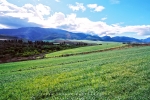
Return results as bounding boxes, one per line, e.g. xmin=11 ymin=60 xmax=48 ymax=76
xmin=0 ymin=0 xmax=150 ymax=39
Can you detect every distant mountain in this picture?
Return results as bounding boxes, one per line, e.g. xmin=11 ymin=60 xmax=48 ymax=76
xmin=101 ymin=36 xmax=142 ymax=42
xmin=111 ymin=36 xmax=141 ymax=43
xmin=0 ymin=27 xmax=150 ymax=43
xmin=101 ymin=36 xmax=113 ymax=41
xmin=0 ymin=27 xmax=101 ymax=41
xmin=142 ymin=37 xmax=150 ymax=43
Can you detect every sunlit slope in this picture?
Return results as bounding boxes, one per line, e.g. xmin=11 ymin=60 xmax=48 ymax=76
xmin=0 ymin=46 xmax=150 ymax=100
xmin=46 ymin=42 xmax=124 ymax=58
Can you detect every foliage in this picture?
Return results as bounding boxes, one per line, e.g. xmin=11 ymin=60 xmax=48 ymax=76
xmin=0 ymin=39 xmax=90 ymax=63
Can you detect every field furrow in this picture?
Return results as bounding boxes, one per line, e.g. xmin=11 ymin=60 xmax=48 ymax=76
xmin=0 ymin=46 xmax=150 ymax=100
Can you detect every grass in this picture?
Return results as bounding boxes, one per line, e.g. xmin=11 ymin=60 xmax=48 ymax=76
xmin=0 ymin=45 xmax=150 ymax=100
xmin=46 ymin=42 xmax=124 ymax=58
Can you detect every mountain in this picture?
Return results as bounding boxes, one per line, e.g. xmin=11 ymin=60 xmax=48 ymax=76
xmin=0 ymin=27 xmax=101 ymax=41
xmin=101 ymin=36 xmax=143 ymax=43
xmin=101 ymin=36 xmax=113 ymax=41
xmin=111 ymin=36 xmax=141 ymax=43
xmin=0 ymin=27 xmax=150 ymax=43
xmin=142 ymin=37 xmax=150 ymax=43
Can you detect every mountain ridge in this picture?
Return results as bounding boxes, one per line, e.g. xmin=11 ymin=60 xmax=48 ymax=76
xmin=0 ymin=27 xmax=150 ymax=43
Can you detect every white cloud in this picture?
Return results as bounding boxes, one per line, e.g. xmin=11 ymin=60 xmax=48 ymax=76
xmin=0 ymin=0 xmax=21 ymax=12
xmin=87 ymin=4 xmax=104 ymax=12
xmin=118 ymin=25 xmax=150 ymax=36
xmin=95 ymin=6 xmax=105 ymax=12
xmin=87 ymin=4 xmax=97 ymax=9
xmin=68 ymin=2 xmax=86 ymax=12
xmin=101 ymin=17 xmax=107 ymax=21
xmin=55 ymin=0 xmax=60 ymax=2
xmin=0 ymin=0 xmax=7 ymax=3
xmin=46 ymin=12 xmax=65 ymax=27
xmin=0 ymin=0 xmax=150 ymax=38
xmin=44 ymin=13 xmax=150 ymax=37
xmin=0 ymin=0 xmax=51 ymax=26
xmin=0 ymin=24 xmax=9 ymax=28
xmin=36 ymin=4 xmax=50 ymax=16
xmin=0 ymin=5 xmax=14 ymax=11
xmin=110 ymin=0 xmax=120 ymax=4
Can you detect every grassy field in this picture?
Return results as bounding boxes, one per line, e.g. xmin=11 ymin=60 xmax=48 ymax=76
xmin=46 ymin=42 xmax=124 ymax=58
xmin=0 ymin=44 xmax=150 ymax=100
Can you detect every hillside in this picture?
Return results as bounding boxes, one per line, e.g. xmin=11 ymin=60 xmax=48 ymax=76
xmin=0 ymin=27 xmax=150 ymax=42
xmin=0 ymin=44 xmax=150 ymax=99
xmin=0 ymin=27 xmax=101 ymax=41
xmin=46 ymin=42 xmax=124 ymax=58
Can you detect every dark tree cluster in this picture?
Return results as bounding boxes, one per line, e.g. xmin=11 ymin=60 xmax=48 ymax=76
xmin=0 ymin=39 xmax=89 ymax=63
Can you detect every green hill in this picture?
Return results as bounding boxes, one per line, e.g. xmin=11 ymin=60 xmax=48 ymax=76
xmin=46 ymin=42 xmax=124 ymax=58
xmin=0 ymin=44 xmax=150 ymax=100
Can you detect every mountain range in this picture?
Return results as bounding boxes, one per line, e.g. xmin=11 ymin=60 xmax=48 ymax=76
xmin=0 ymin=27 xmax=150 ymax=43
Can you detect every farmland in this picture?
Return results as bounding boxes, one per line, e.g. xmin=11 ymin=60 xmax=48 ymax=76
xmin=46 ymin=42 xmax=124 ymax=58
xmin=0 ymin=43 xmax=150 ymax=100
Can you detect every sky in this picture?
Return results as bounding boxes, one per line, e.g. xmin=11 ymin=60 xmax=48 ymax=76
xmin=0 ymin=0 xmax=150 ymax=39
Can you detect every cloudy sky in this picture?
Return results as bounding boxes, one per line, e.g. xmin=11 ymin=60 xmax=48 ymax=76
xmin=0 ymin=0 xmax=150 ymax=39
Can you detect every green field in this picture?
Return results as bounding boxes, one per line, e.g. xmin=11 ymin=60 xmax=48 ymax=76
xmin=46 ymin=42 xmax=124 ymax=58
xmin=0 ymin=43 xmax=150 ymax=100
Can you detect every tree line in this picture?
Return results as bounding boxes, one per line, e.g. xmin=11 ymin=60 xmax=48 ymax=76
xmin=0 ymin=39 xmax=89 ymax=63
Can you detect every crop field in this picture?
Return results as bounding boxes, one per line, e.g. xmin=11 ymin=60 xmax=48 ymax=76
xmin=46 ymin=42 xmax=124 ymax=58
xmin=0 ymin=44 xmax=150 ymax=100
